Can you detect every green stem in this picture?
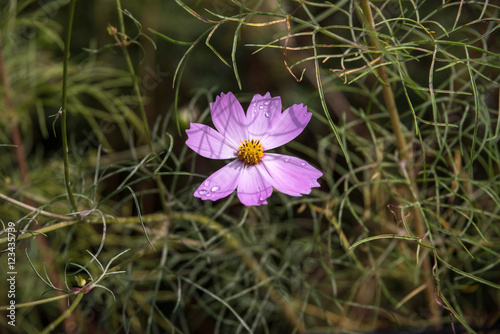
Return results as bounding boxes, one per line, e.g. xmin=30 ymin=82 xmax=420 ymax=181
xmin=40 ymin=291 xmax=84 ymax=334
xmin=115 ymin=0 xmax=169 ymax=213
xmin=116 ymin=0 xmax=153 ymax=152
xmin=0 ymin=291 xmax=79 ymax=311
xmin=61 ymin=0 xmax=80 ymax=218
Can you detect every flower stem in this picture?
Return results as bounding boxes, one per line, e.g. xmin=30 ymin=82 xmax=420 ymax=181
xmin=359 ymin=0 xmax=440 ymax=326
xmin=115 ymin=0 xmax=169 ymax=213
xmin=61 ymin=0 xmax=80 ymax=218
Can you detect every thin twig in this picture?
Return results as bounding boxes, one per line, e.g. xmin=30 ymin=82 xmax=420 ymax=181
xmin=0 ymin=192 xmax=72 ymax=221
xmin=283 ymin=0 xmax=305 ymax=82
xmin=40 ymin=291 xmax=85 ymax=334
xmin=359 ymin=0 xmax=408 ymax=159
xmin=115 ymin=0 xmax=169 ymax=213
xmin=0 ymin=290 xmax=79 ymax=311
xmin=60 ymin=0 xmax=80 ymax=218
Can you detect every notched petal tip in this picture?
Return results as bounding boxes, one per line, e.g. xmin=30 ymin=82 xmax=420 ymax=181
xmin=262 ymin=154 xmax=322 ymax=197
xmin=210 ymin=92 xmax=248 ymax=144
xmin=261 ymin=103 xmax=312 ymax=150
xmin=193 ymin=160 xmax=243 ymax=203
xmin=247 ymin=93 xmax=283 ymax=139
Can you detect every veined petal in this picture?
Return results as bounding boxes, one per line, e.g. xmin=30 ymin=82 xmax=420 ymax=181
xmin=261 ymin=153 xmax=322 ymax=196
xmin=210 ymin=92 xmax=247 ymax=145
xmin=246 ymin=93 xmax=282 ymax=141
xmin=261 ymin=103 xmax=311 ymax=150
xmin=186 ymin=123 xmax=237 ymax=159
xmin=194 ymin=159 xmax=243 ymax=201
xmin=237 ymin=164 xmax=273 ymax=206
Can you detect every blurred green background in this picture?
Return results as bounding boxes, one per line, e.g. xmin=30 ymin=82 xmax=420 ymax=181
xmin=1 ymin=1 xmax=500 ymax=333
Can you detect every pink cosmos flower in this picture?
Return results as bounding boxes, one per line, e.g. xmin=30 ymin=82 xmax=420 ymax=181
xmin=186 ymin=92 xmax=322 ymax=206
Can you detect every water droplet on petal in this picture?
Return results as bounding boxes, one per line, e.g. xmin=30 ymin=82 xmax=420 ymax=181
xmin=259 ymin=105 xmax=263 ymax=110
xmin=264 ymin=100 xmax=270 ymax=105
xmin=204 ymin=180 xmax=210 ymax=186
xmin=284 ymin=157 xmax=291 ymax=163
xmin=206 ymin=193 xmax=211 ymax=197
xmin=265 ymin=111 xmax=271 ymax=117
xmin=199 ymin=190 xmax=207 ymax=195
xmin=301 ymin=162 xmax=306 ymax=166
xmin=211 ymin=186 xmax=219 ymax=192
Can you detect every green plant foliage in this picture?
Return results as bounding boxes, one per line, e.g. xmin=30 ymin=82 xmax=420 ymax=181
xmin=1 ymin=1 xmax=499 ymax=333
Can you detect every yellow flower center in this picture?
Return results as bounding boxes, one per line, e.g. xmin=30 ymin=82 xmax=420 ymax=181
xmin=237 ymin=139 xmax=264 ymax=165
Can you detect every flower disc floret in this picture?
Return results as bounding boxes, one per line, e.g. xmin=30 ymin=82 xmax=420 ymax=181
xmin=238 ymin=139 xmax=263 ymax=165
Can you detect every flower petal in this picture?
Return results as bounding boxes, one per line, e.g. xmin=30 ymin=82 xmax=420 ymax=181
xmin=261 ymin=103 xmax=311 ymax=150
xmin=261 ymin=153 xmax=322 ymax=196
xmin=210 ymin=92 xmax=247 ymax=146
xmin=186 ymin=123 xmax=237 ymax=159
xmin=246 ymin=92 xmax=282 ymax=141
xmin=194 ymin=159 xmax=243 ymax=201
xmin=237 ymin=164 xmax=273 ymax=206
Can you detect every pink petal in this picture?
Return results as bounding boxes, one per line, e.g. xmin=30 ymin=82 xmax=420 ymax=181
xmin=194 ymin=159 xmax=244 ymax=201
xmin=186 ymin=123 xmax=237 ymax=159
xmin=236 ymin=164 xmax=273 ymax=206
xmin=246 ymin=93 xmax=282 ymax=141
xmin=261 ymin=103 xmax=311 ymax=150
xmin=210 ymin=92 xmax=248 ymax=145
xmin=261 ymin=153 xmax=322 ymax=196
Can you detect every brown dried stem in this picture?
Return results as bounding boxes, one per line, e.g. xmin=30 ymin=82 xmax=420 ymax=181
xmin=359 ymin=0 xmax=441 ymax=327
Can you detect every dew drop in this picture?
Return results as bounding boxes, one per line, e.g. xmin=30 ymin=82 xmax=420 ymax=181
xmin=204 ymin=180 xmax=210 ymax=186
xmin=211 ymin=186 xmax=220 ymax=192
xmin=264 ymin=100 xmax=270 ymax=106
xmin=259 ymin=105 xmax=264 ymax=110
xmin=301 ymin=162 xmax=306 ymax=166
xmin=206 ymin=193 xmax=211 ymax=197
xmin=284 ymin=157 xmax=291 ymax=163
xmin=199 ymin=190 xmax=207 ymax=195
xmin=265 ymin=111 xmax=271 ymax=118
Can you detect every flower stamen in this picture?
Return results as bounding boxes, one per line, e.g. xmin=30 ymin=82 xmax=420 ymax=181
xmin=238 ymin=139 xmax=264 ymax=165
